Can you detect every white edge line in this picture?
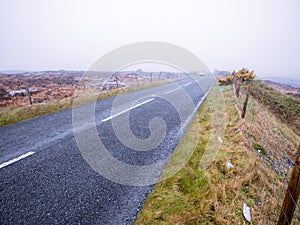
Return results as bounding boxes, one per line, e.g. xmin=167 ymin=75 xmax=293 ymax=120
xmin=0 ymin=151 xmax=35 ymax=169
xmin=179 ymin=81 xmax=213 ymax=135
xmin=102 ymin=98 xmax=154 ymax=122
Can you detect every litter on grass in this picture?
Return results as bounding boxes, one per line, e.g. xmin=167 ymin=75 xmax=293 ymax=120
xmin=218 ymin=136 xmax=223 ymax=143
xmin=226 ymin=161 xmax=234 ymax=168
xmin=243 ymin=203 xmax=251 ymax=222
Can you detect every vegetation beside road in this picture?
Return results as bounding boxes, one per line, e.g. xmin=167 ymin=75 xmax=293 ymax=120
xmin=250 ymin=80 xmax=300 ymax=136
xmin=0 ymin=80 xmax=171 ymax=127
xmin=135 ymin=84 xmax=296 ymax=224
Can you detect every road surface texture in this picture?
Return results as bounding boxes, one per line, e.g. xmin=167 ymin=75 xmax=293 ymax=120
xmin=0 ymin=75 xmax=214 ymax=224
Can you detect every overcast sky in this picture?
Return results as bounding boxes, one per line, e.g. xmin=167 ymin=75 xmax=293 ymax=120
xmin=0 ymin=0 xmax=299 ymax=78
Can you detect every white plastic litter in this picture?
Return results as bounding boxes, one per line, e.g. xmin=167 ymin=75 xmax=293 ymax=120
xmin=218 ymin=136 xmax=223 ymax=143
xmin=226 ymin=161 xmax=233 ymax=168
xmin=243 ymin=203 xmax=251 ymax=222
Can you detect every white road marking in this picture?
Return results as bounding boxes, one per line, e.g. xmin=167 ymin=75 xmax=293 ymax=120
xmin=184 ymin=82 xmax=193 ymax=87
xmin=179 ymin=91 xmax=210 ymax=135
xmin=0 ymin=151 xmax=35 ymax=169
xmin=102 ymin=98 xmax=154 ymax=122
xmin=165 ymin=87 xmax=181 ymax=95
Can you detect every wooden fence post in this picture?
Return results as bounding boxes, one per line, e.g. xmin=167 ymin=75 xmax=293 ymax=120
xmin=135 ymin=74 xmax=139 ymax=87
xmin=235 ymin=77 xmax=242 ymax=97
xmin=278 ymin=144 xmax=300 ymax=225
xmin=241 ymin=83 xmax=251 ymax=119
xmin=233 ymin=77 xmax=238 ymax=91
xmin=115 ymin=76 xmax=119 ymax=89
xmin=26 ymin=86 xmax=32 ymax=105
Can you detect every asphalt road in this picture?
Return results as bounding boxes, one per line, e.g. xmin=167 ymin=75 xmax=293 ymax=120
xmin=0 ymin=75 xmax=214 ymax=225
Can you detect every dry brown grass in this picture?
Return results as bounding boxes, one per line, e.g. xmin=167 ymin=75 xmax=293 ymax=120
xmin=0 ymin=79 xmax=171 ymax=127
xmin=135 ymin=85 xmax=289 ymax=225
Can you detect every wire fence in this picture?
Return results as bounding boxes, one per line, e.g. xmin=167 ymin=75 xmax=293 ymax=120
xmin=233 ymin=81 xmax=300 ymax=224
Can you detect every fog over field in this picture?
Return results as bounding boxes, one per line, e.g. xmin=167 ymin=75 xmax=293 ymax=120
xmin=0 ymin=0 xmax=299 ymax=79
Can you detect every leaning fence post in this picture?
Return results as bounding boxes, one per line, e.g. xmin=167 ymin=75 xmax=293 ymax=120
xmin=241 ymin=83 xmax=251 ymax=119
xmin=278 ymin=144 xmax=300 ymax=225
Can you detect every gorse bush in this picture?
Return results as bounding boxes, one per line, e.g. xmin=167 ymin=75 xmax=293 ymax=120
xmin=218 ymin=68 xmax=256 ymax=86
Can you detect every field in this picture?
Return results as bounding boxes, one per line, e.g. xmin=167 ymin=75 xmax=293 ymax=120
xmin=0 ymin=71 xmax=180 ymax=126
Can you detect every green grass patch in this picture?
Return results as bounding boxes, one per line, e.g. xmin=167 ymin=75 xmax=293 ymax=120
xmin=250 ymin=80 xmax=300 ymax=135
xmin=254 ymin=143 xmax=266 ymax=155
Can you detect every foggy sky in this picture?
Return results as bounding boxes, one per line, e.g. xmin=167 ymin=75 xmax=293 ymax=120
xmin=0 ymin=0 xmax=299 ymax=78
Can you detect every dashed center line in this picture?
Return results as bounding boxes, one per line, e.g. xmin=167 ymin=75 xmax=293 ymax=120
xmin=0 ymin=151 xmax=35 ymax=169
xmin=184 ymin=82 xmax=193 ymax=87
xmin=165 ymin=82 xmax=194 ymax=94
xmin=102 ymin=98 xmax=154 ymax=122
xmin=165 ymin=87 xmax=181 ymax=95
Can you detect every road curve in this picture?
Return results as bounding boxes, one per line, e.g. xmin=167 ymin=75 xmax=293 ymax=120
xmin=0 ymin=75 xmax=214 ymax=224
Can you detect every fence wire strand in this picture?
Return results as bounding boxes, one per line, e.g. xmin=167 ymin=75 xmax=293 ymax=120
xmin=235 ymin=83 xmax=299 ymax=224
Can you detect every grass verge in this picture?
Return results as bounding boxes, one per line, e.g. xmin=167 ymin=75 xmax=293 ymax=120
xmin=135 ymin=84 xmax=285 ymax=224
